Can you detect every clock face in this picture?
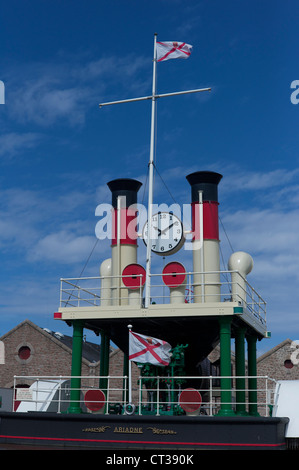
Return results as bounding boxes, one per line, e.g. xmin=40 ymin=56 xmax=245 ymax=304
xmin=142 ymin=212 xmax=184 ymax=256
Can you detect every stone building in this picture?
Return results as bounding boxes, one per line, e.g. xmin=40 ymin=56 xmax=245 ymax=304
xmin=255 ymin=339 xmax=299 ymax=415
xmin=207 ymin=338 xmax=299 ymax=381
xmin=257 ymin=339 xmax=299 ymax=380
xmin=0 ymin=319 xmax=140 ymax=411
xmin=0 ymin=319 xmax=299 ymax=414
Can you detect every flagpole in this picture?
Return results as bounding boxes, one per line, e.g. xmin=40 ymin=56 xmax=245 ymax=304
xmin=99 ymin=37 xmax=212 ymax=309
xmin=128 ymin=325 xmax=132 ymax=404
xmin=144 ymin=33 xmax=157 ymax=309
xmin=126 ymin=324 xmax=134 ymax=414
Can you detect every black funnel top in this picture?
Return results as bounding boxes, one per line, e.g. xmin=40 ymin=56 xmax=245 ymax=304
xmin=107 ymin=178 xmax=142 ymax=208
xmin=186 ymin=171 xmax=222 ymax=202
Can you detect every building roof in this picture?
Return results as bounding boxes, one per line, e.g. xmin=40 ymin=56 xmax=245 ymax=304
xmin=42 ymin=327 xmax=103 ymax=364
xmin=257 ymin=338 xmax=293 ymax=363
xmin=0 ymin=319 xmax=114 ymax=365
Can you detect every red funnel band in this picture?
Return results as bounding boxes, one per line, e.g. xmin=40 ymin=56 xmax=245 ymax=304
xmin=111 ymin=208 xmax=138 ymax=245
xmin=191 ymin=201 xmax=219 ymax=240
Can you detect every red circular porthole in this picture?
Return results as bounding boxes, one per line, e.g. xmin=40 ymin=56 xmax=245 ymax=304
xmin=179 ymin=388 xmax=202 ymax=413
xmin=84 ymin=389 xmax=106 ymax=412
xmin=18 ymin=346 xmax=31 ymax=360
xmin=162 ymin=262 xmax=186 ymax=288
xmin=284 ymin=359 xmax=293 ymax=369
xmin=122 ymin=264 xmax=146 ymax=290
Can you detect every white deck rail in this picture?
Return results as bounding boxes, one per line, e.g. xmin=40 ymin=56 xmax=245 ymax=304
xmin=59 ymin=270 xmax=267 ymax=326
xmin=13 ymin=375 xmax=276 ymax=417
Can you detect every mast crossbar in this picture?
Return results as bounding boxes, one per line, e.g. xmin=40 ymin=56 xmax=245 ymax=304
xmin=99 ymin=87 xmax=211 ymax=108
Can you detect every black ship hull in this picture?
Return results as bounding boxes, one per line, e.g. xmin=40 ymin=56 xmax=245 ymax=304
xmin=0 ymin=411 xmax=288 ymax=450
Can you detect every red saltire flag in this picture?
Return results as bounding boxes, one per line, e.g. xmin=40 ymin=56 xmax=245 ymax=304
xmin=156 ymin=41 xmax=193 ymax=62
xmin=129 ymin=331 xmax=172 ymax=366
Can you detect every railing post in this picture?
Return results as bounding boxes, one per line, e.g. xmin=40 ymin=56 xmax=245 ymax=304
xmin=57 ymin=376 xmax=63 ymax=413
xmin=68 ymin=320 xmax=84 ymax=413
xmin=139 ymin=376 xmax=143 ymax=415
xmin=59 ymin=279 xmax=62 ymax=308
xmin=156 ymin=377 xmax=160 ymax=416
xmin=265 ymin=377 xmax=269 ymax=417
xmin=209 ymin=376 xmax=213 ymax=416
xmin=35 ymin=379 xmax=39 ymax=412
xmin=122 ymin=352 xmax=129 ymax=405
xmin=13 ymin=376 xmax=16 ymax=411
xmin=105 ymin=376 xmax=110 ymax=414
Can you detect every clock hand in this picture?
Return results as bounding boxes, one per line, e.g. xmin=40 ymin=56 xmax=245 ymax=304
xmin=161 ymin=223 xmax=174 ymax=235
xmin=148 ymin=226 xmax=161 ymax=237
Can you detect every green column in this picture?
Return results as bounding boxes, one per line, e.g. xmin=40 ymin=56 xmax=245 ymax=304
xmin=122 ymin=352 xmax=129 ymax=403
xmin=99 ymin=331 xmax=110 ymax=394
xmin=235 ymin=327 xmax=247 ymax=415
xmin=218 ymin=316 xmax=234 ymax=416
xmin=247 ymin=335 xmax=259 ymax=416
xmin=68 ymin=321 xmax=84 ymax=413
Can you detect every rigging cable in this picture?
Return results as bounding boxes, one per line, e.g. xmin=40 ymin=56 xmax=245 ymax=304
xmin=219 ymin=215 xmax=234 ymax=253
xmin=64 ymin=237 xmax=99 ymax=306
xmin=218 ymin=215 xmax=234 ymax=289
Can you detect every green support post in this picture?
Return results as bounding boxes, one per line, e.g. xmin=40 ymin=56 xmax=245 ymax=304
xmin=122 ymin=352 xmax=129 ymax=404
xmin=247 ymin=335 xmax=259 ymax=416
xmin=235 ymin=327 xmax=247 ymax=415
xmin=68 ymin=321 xmax=84 ymax=413
xmin=99 ymin=331 xmax=110 ymax=394
xmin=218 ymin=316 xmax=234 ymax=416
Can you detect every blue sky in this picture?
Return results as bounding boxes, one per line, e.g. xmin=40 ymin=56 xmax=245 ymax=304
xmin=0 ymin=0 xmax=298 ymax=356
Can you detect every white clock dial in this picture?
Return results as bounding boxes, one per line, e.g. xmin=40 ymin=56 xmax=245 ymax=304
xmin=142 ymin=212 xmax=185 ymax=256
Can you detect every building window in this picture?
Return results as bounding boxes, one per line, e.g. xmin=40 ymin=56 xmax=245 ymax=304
xmin=18 ymin=346 xmax=31 ymax=360
xmin=284 ymin=359 xmax=294 ymax=369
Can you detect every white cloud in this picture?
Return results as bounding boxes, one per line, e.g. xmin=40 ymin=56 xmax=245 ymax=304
xmin=10 ymin=76 xmax=92 ymax=127
xmin=30 ymin=230 xmax=97 ymax=264
xmin=0 ymin=177 xmax=118 ymax=274
xmin=6 ymin=53 xmax=149 ymax=127
xmin=220 ymin=167 xmax=299 ymax=201
xmin=0 ymin=132 xmax=41 ymax=159
xmin=223 ymin=208 xmax=299 ymax=254
xmin=0 ymin=185 xmax=98 ymax=261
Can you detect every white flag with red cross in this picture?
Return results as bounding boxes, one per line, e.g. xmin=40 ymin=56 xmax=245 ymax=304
xmin=129 ymin=330 xmax=172 ymax=366
xmin=156 ymin=41 xmax=193 ymax=62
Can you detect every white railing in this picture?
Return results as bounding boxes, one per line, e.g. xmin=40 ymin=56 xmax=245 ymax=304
xmin=137 ymin=375 xmax=276 ymax=417
xmin=59 ymin=270 xmax=266 ymax=326
xmin=13 ymin=375 xmax=129 ymax=414
xmin=13 ymin=375 xmax=276 ymax=417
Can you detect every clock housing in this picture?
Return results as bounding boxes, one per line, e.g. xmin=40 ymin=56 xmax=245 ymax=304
xmin=142 ymin=212 xmax=185 ymax=256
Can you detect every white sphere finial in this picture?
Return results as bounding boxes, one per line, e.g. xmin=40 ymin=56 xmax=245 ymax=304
xmin=228 ymin=251 xmax=253 ymax=276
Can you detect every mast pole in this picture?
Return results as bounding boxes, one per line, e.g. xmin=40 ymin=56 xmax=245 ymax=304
xmin=144 ymin=33 xmax=157 ymax=309
xmin=99 ymin=36 xmax=212 ymax=310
